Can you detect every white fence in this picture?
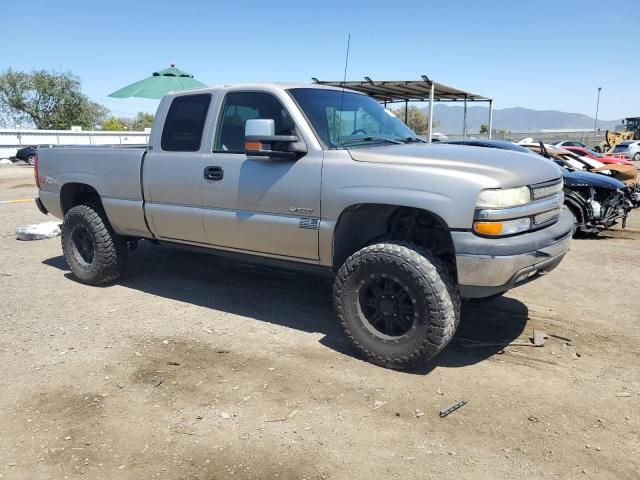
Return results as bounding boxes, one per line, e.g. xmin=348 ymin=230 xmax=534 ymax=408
xmin=0 ymin=128 xmax=150 ymax=160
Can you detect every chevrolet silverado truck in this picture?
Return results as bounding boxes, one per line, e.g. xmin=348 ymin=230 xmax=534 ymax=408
xmin=34 ymin=83 xmax=572 ymax=369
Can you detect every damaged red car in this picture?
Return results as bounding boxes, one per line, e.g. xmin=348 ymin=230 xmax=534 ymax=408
xmin=564 ymin=146 xmax=633 ymax=166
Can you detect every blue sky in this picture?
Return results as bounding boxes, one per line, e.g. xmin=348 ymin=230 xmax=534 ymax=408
xmin=2 ymin=0 xmax=638 ymax=120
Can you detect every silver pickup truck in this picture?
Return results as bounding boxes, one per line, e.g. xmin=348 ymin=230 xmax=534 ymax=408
xmin=35 ymin=83 xmax=572 ymax=369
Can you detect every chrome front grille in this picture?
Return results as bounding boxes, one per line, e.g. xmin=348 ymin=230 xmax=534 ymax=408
xmin=532 ymin=179 xmax=563 ymax=201
xmin=533 ymin=207 xmax=562 ymax=226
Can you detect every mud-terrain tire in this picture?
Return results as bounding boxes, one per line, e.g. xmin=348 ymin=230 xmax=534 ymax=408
xmin=61 ymin=204 xmax=127 ymax=285
xmin=333 ymin=242 xmax=460 ymax=370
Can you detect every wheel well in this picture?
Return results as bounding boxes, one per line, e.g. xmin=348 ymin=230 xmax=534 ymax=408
xmin=565 ymin=199 xmax=584 ymax=224
xmin=332 ymin=204 xmax=456 ymax=276
xmin=565 ymin=193 xmax=588 ymax=225
xmin=60 ymin=183 xmax=102 ymax=215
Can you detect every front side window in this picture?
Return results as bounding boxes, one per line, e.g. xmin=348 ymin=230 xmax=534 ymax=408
xmin=214 ymin=92 xmax=295 ymax=153
xmin=161 ymin=94 xmax=211 ymax=151
xmin=289 ymin=88 xmax=416 ymax=148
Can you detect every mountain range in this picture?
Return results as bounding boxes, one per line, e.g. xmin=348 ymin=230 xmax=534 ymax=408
xmin=420 ymin=104 xmax=620 ymax=134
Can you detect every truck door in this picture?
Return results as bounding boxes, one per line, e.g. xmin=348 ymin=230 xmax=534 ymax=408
xmin=144 ymin=94 xmax=211 ymax=244
xmin=201 ymin=91 xmax=321 ymax=259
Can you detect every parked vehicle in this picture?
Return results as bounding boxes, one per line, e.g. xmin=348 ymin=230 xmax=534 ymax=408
xmin=554 ymin=141 xmax=586 ymax=148
xmin=444 ymin=140 xmax=635 ymax=235
xmin=14 ymin=145 xmax=37 ymax=165
xmin=557 ymin=152 xmax=638 ymax=187
xmin=593 ymin=129 xmax=636 ymax=155
xmin=440 ymin=139 xmax=534 ymax=154
xmin=563 ymin=146 xmax=633 ymax=165
xmin=34 ymin=84 xmax=573 ymax=369
xmin=562 ymin=170 xmax=630 ymax=234
xmin=612 ymin=140 xmax=640 ymax=161
xmin=522 ymin=144 xmax=634 ymax=234
xmin=594 ymin=118 xmax=640 ymax=154
xmin=620 ymin=117 xmax=640 ymax=139
xmin=552 ymin=149 xmax=640 ymax=209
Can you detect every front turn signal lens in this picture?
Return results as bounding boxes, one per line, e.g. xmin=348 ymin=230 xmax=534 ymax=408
xmin=473 ymin=218 xmax=531 ymax=236
xmin=473 ymin=222 xmax=504 ymax=235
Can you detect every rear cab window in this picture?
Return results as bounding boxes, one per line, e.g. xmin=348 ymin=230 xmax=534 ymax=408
xmin=161 ymin=94 xmax=212 ymax=151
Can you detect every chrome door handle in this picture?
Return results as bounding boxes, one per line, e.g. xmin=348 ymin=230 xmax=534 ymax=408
xmin=204 ymin=166 xmax=223 ymax=181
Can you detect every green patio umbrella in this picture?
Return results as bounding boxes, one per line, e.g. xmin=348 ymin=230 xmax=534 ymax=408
xmin=108 ymin=64 xmax=207 ymax=99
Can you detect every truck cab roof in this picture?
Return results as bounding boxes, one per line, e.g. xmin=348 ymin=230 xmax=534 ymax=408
xmin=163 ymin=82 xmax=357 ymax=99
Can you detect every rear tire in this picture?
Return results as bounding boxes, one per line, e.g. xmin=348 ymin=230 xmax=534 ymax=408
xmin=634 ymin=152 xmax=640 ymax=162
xmin=333 ymin=242 xmax=460 ymax=370
xmin=61 ymin=204 xmax=127 ymax=285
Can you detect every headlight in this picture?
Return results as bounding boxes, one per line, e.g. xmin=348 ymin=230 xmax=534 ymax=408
xmin=476 ymin=186 xmax=531 ymax=208
xmin=473 ymin=218 xmax=532 ymax=236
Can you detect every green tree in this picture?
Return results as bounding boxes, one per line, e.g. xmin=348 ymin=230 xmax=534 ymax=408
xmin=0 ymin=68 xmax=108 ymax=129
xmin=131 ymin=111 xmax=154 ymax=130
xmin=102 ymin=116 xmax=128 ymax=131
xmin=391 ymin=106 xmax=436 ymax=135
xmin=479 ymin=123 xmax=489 ymax=134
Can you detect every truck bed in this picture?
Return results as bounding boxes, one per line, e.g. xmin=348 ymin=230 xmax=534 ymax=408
xmin=37 ymin=145 xmax=152 ymax=238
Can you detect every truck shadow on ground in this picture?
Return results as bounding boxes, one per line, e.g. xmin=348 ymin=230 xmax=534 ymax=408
xmin=43 ymin=242 xmax=529 ymax=374
xmin=577 ymin=230 xmax=639 ymax=241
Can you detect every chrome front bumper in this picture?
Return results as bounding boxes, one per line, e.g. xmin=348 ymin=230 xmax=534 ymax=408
xmin=453 ymin=208 xmax=573 ymax=298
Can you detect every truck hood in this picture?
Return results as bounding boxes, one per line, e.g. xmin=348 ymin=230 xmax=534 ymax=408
xmin=347 ymin=143 xmax=562 ymax=187
xmin=562 ymin=169 xmax=625 ymax=189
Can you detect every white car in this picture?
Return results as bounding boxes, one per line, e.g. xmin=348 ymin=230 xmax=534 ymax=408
xmin=612 ymin=140 xmax=640 ymax=161
xmin=554 ymin=141 xmax=586 ymax=148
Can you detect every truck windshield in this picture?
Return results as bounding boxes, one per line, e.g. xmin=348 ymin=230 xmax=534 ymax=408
xmin=288 ymin=88 xmax=417 ymax=148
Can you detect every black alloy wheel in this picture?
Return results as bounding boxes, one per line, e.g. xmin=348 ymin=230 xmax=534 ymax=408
xmin=357 ymin=274 xmax=418 ymax=339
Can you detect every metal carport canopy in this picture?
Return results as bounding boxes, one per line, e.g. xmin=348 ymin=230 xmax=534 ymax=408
xmin=311 ymin=78 xmax=494 ymax=142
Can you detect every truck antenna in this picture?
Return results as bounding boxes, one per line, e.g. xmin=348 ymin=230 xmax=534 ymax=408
xmin=337 ymin=33 xmax=351 ymax=145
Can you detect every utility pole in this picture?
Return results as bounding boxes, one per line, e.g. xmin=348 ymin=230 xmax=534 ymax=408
xmin=594 ymin=87 xmax=602 ymax=133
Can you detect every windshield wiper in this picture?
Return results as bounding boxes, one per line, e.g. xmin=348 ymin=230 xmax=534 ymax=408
xmin=338 ymin=136 xmax=404 ymax=146
xmin=402 ymin=136 xmax=426 ymax=143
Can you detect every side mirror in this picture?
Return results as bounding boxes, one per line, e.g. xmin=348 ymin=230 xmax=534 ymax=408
xmin=244 ymin=119 xmax=306 ymax=159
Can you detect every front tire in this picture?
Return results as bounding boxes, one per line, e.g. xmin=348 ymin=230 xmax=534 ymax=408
xmin=567 ymin=207 xmax=579 ymax=237
xmin=633 ymin=152 xmax=640 ymax=162
xmin=333 ymin=242 xmax=460 ymax=370
xmin=61 ymin=204 xmax=127 ymax=285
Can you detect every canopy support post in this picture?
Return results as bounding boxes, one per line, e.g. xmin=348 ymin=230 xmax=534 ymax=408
xmin=488 ymin=100 xmax=494 ymax=139
xmin=463 ymin=95 xmax=468 ymax=139
xmin=404 ymin=99 xmax=408 ymax=124
xmin=427 ymin=82 xmax=435 ymax=142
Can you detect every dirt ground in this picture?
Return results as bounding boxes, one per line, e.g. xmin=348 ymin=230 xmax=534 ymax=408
xmin=0 ymin=164 xmax=638 ymax=480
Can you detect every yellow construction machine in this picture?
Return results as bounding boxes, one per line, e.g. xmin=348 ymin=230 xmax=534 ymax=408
xmin=595 ymin=117 xmax=640 ymax=153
